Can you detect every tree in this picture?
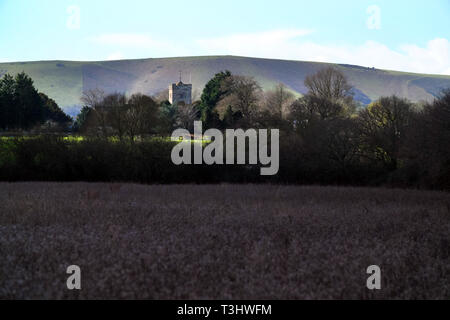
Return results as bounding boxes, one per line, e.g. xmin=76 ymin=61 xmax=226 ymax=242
xmin=153 ymin=89 xmax=169 ymax=103
xmin=39 ymin=93 xmax=72 ymax=124
xmin=303 ymin=67 xmax=355 ymax=119
xmin=404 ymin=89 xmax=450 ymax=188
xmin=320 ymin=118 xmax=360 ymax=172
xmin=73 ymin=106 xmax=92 ymax=133
xmin=125 ymin=94 xmax=159 ymax=140
xmin=358 ymin=96 xmax=414 ymax=170
xmin=0 ymin=74 xmax=15 ymax=130
xmin=425 ymin=89 xmax=450 ymax=147
xmin=288 ymin=93 xmax=350 ymax=136
xmin=222 ymin=105 xmax=243 ymax=128
xmin=104 ymin=93 xmax=127 ymax=140
xmin=81 ymin=89 xmax=108 ymax=137
xmin=159 ymin=100 xmax=178 ymax=133
xmin=78 ymin=91 xmax=160 ymax=140
xmin=13 ymin=72 xmax=44 ymax=129
xmin=308 ymin=95 xmax=347 ymax=120
xmin=304 ymin=67 xmax=353 ymax=104
xmin=0 ymin=92 xmax=3 ymax=130
xmin=0 ymin=72 xmax=71 ymax=131
xmin=199 ymin=70 xmax=232 ymax=128
xmin=265 ymin=83 xmax=295 ymax=120
xmin=176 ymin=104 xmax=199 ymax=132
xmin=426 ymin=89 xmax=450 ymax=188
xmin=289 ymin=68 xmax=356 ymax=133
xmin=288 ymin=95 xmax=319 ymax=133
xmin=218 ymin=75 xmax=262 ymax=128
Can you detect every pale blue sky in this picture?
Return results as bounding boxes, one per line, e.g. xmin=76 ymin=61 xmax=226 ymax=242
xmin=1 ymin=0 xmax=449 ymax=74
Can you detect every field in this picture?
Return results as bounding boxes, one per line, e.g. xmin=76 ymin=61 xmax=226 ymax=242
xmin=0 ymin=183 xmax=449 ymax=299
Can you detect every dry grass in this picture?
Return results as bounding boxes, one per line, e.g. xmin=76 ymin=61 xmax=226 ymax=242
xmin=0 ymin=183 xmax=449 ymax=299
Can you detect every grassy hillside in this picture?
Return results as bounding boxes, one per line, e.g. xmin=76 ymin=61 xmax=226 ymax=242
xmin=2 ymin=55 xmax=450 ymax=116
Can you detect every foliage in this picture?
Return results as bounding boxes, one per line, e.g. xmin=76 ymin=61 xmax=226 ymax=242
xmin=358 ymin=96 xmax=414 ymax=170
xmin=73 ymin=106 xmax=92 ymax=132
xmin=199 ymin=70 xmax=232 ymax=128
xmin=79 ymin=91 xmax=162 ymax=139
xmin=0 ymin=72 xmax=71 ymax=131
xmin=1 ymin=68 xmax=450 ymax=190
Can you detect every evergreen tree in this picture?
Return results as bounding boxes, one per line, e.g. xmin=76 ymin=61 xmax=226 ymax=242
xmin=0 ymin=72 xmax=71 ymax=131
xmin=199 ymin=70 xmax=232 ymax=128
xmin=40 ymin=93 xmax=72 ymax=124
xmin=0 ymin=74 xmax=15 ymax=130
xmin=73 ymin=106 xmax=92 ymax=132
xmin=14 ymin=72 xmax=43 ymax=129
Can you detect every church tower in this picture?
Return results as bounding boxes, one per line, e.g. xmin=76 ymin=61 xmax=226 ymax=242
xmin=169 ymin=72 xmax=192 ymax=105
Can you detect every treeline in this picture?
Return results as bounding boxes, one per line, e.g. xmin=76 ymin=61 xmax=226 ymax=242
xmin=0 ymin=72 xmax=71 ymax=131
xmin=0 ymin=69 xmax=449 ymax=189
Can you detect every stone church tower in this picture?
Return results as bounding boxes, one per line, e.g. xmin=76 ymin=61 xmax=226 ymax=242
xmin=169 ymin=74 xmax=192 ymax=105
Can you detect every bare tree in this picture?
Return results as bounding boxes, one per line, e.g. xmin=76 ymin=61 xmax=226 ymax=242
xmin=322 ymin=118 xmax=360 ymax=171
xmin=308 ymin=95 xmax=346 ymax=120
xmin=81 ymin=88 xmax=105 ymax=108
xmin=409 ymin=89 xmax=450 ymax=188
xmin=265 ymin=83 xmax=295 ymax=120
xmin=289 ymin=68 xmax=355 ymax=128
xmin=176 ymin=104 xmax=199 ymax=132
xmin=104 ymin=93 xmax=127 ymax=140
xmin=218 ymin=75 xmax=262 ymax=127
xmin=125 ymin=94 xmax=159 ymax=141
xmin=304 ymin=67 xmax=353 ymax=104
xmin=81 ymin=89 xmax=108 ymax=137
xmin=288 ymin=96 xmax=317 ymax=132
xmin=153 ymin=89 xmax=169 ymax=103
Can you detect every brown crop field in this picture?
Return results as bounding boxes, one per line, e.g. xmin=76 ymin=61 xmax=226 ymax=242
xmin=0 ymin=182 xmax=449 ymax=299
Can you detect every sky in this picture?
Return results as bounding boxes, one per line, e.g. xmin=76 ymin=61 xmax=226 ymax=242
xmin=0 ymin=0 xmax=449 ymax=74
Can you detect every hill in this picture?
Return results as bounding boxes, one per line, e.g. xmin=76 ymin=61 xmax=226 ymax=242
xmin=1 ymin=55 xmax=450 ymax=116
